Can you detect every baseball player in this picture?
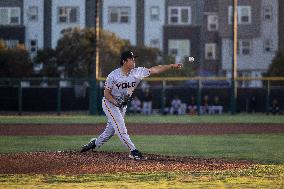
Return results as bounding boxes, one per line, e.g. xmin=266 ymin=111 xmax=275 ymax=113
xmin=80 ymin=50 xmax=184 ymax=160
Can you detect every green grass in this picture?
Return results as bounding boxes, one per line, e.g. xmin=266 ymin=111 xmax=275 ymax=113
xmin=0 ymin=114 xmax=283 ymax=188
xmin=0 ymin=165 xmax=283 ymax=188
xmin=1 ymin=134 xmax=283 ymax=163
xmin=0 ymin=114 xmax=284 ymax=124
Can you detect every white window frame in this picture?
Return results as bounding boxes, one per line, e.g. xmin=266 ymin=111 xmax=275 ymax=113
xmin=168 ymin=6 xmax=191 ymax=25
xmin=28 ymin=6 xmax=38 ymax=21
xmin=168 ymin=39 xmax=190 ymax=57
xmin=238 ymin=39 xmax=252 ymax=55
xmin=228 ymin=6 xmax=251 ymax=24
xmin=0 ymin=7 xmax=20 ymax=25
xmin=263 ymin=39 xmax=273 ymax=53
xmin=58 ymin=7 xmax=79 ymax=24
xmin=108 ymin=7 xmax=131 ymax=24
xmin=150 ymin=6 xmax=159 ymax=21
xmin=207 ymin=14 xmax=218 ymax=31
xmin=205 ymin=43 xmax=217 ymax=60
xmin=263 ymin=5 xmax=273 ymax=21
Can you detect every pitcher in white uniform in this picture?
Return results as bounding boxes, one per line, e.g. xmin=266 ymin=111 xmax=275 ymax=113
xmin=80 ymin=50 xmax=184 ymax=160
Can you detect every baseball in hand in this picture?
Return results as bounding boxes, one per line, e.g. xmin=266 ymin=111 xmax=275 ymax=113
xmin=188 ymin=57 xmax=195 ymax=62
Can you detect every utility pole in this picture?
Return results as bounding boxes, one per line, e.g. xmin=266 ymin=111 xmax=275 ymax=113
xmin=89 ymin=0 xmax=100 ymax=115
xmin=230 ymin=0 xmax=238 ymax=114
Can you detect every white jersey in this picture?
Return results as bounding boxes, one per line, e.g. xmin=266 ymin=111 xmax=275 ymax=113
xmin=104 ymin=67 xmax=150 ymax=100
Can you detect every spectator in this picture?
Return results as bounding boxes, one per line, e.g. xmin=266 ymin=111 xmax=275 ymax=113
xmin=202 ymin=95 xmax=210 ymax=114
xmin=211 ymin=96 xmax=223 ymax=114
xmin=181 ymin=103 xmax=187 ymax=115
xmin=129 ymin=96 xmax=141 ymax=114
xmin=141 ymin=89 xmax=152 ymax=115
xmin=163 ymin=97 xmax=171 ymax=115
xmin=188 ymin=96 xmax=197 ymax=115
xmin=269 ymin=99 xmax=280 ymax=115
xmin=170 ymin=96 xmax=182 ymax=115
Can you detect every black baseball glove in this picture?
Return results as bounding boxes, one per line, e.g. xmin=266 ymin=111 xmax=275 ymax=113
xmin=116 ymin=95 xmax=132 ymax=108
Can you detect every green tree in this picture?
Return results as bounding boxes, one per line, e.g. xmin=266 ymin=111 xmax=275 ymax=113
xmin=98 ymin=30 xmax=130 ymax=77
xmin=263 ymin=52 xmax=284 ymax=86
xmin=0 ymin=47 xmax=33 ymax=77
xmin=35 ymin=48 xmax=58 ymax=77
xmin=55 ymin=27 xmax=130 ymax=78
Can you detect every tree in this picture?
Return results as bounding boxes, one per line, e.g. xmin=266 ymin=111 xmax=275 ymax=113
xmin=37 ymin=27 xmax=197 ymax=78
xmin=35 ymin=48 xmax=58 ymax=77
xmin=54 ymin=27 xmax=129 ymax=78
xmin=263 ymin=52 xmax=284 ymax=86
xmin=98 ymin=30 xmax=130 ymax=77
xmin=0 ymin=45 xmax=33 ymax=78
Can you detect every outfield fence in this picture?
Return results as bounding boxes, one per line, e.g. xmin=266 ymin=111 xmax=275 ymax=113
xmin=0 ymin=77 xmax=283 ymax=115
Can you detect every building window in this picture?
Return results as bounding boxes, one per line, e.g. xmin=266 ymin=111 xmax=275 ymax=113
xmin=205 ymin=43 xmax=217 ymax=60
xmin=58 ymin=7 xmax=79 ymax=23
xmin=28 ymin=6 xmax=38 ymax=21
xmin=263 ymin=6 xmax=272 ymax=21
xmin=264 ymin=39 xmax=272 ymax=53
xmin=168 ymin=7 xmax=191 ymax=25
xmin=238 ymin=40 xmax=251 ymax=55
xmin=4 ymin=40 xmax=19 ymax=48
xmin=207 ymin=15 xmax=218 ymax=31
xmin=168 ymin=39 xmax=190 ymax=57
xmin=228 ymin=6 xmax=251 ymax=24
xmin=0 ymin=7 xmax=20 ymax=25
xmin=108 ymin=7 xmax=130 ymax=24
xmin=150 ymin=39 xmax=160 ymax=48
xmin=150 ymin=6 xmax=159 ymax=21
xmin=30 ymin=39 xmax=37 ymax=52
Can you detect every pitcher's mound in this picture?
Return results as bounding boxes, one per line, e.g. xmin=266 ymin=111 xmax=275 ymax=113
xmin=0 ymin=151 xmax=253 ymax=175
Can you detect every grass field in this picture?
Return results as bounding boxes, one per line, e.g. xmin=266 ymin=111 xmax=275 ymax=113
xmin=0 ymin=114 xmax=283 ymax=188
xmin=0 ymin=114 xmax=284 ymax=124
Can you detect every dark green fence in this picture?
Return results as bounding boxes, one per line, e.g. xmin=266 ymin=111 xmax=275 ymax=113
xmin=0 ymin=78 xmax=283 ymax=115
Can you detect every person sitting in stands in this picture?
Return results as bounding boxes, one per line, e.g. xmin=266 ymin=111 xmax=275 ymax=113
xmin=170 ymin=96 xmax=182 ymax=115
xmin=129 ymin=96 xmax=141 ymax=114
xmin=141 ymin=89 xmax=152 ymax=115
xmin=188 ymin=96 xmax=197 ymax=115
xmin=269 ymin=99 xmax=280 ymax=115
xmin=211 ymin=96 xmax=223 ymax=114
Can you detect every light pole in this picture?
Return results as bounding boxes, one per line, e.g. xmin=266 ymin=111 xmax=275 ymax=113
xmin=89 ymin=0 xmax=100 ymax=115
xmin=230 ymin=0 xmax=238 ymax=114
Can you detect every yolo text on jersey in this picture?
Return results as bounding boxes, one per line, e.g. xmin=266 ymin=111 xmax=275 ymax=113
xmin=116 ymin=82 xmax=136 ymax=89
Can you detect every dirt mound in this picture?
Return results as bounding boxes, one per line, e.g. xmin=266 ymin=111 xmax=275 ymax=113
xmin=0 ymin=151 xmax=252 ymax=175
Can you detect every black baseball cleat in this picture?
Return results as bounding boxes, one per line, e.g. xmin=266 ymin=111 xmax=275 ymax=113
xmin=80 ymin=138 xmax=97 ymax=153
xmin=129 ymin=149 xmax=146 ymax=160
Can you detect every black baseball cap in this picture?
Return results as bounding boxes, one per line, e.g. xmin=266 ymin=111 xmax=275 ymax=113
xmin=120 ymin=51 xmax=138 ymax=64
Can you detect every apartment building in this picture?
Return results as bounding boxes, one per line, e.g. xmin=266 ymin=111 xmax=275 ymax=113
xmin=163 ymin=0 xmax=203 ymax=62
xmin=0 ymin=0 xmax=279 ymax=85
xmin=220 ymin=0 xmax=278 ymax=87
xmin=102 ymin=0 xmax=202 ymax=64
xmin=202 ymin=0 xmax=220 ymax=75
xmin=0 ymin=0 xmax=96 ymax=52
xmin=0 ymin=0 xmax=25 ymax=48
xmin=278 ymin=0 xmax=284 ymax=54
